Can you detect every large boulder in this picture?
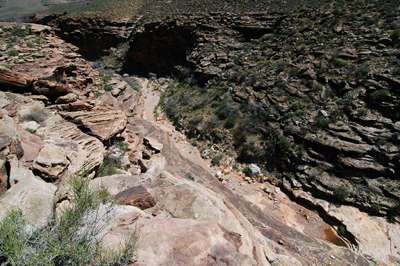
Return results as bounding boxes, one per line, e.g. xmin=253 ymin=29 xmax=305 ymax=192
xmin=115 ymin=185 xmax=156 ymax=210
xmin=0 ymin=173 xmax=57 ymax=228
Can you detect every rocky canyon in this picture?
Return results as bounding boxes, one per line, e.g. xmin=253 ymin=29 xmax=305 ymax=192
xmin=0 ymin=0 xmax=400 ymax=265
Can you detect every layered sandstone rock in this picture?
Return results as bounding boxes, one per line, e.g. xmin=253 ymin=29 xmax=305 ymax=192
xmin=60 ymin=107 xmax=127 ymax=141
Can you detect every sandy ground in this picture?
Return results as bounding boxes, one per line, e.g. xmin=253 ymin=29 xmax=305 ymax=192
xmin=138 ymin=77 xmax=345 ymax=246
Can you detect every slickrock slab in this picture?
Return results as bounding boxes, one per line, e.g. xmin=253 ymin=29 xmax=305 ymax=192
xmin=60 ymin=107 xmax=127 ymax=141
xmin=134 ymin=217 xmax=257 ymax=266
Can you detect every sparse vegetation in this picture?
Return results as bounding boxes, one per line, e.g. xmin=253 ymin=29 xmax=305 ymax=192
xmin=335 ymin=185 xmax=351 ymax=200
xmin=0 ymin=175 xmax=136 ymax=265
xmin=20 ymin=104 xmax=48 ymax=123
xmin=97 ymin=154 xmax=122 ymax=177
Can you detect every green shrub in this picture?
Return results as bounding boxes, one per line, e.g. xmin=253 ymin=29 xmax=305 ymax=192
xmin=353 ymin=41 xmax=363 ymax=49
xmin=369 ymin=89 xmax=390 ymax=103
xmin=10 ymin=28 xmax=27 ymax=37
xmin=356 ymin=66 xmax=370 ymax=78
xmin=224 ymin=117 xmax=236 ymax=129
xmin=211 ymin=155 xmax=222 ymax=166
xmin=116 ymin=141 xmax=130 ymax=155
xmin=335 ymin=185 xmax=351 ymax=199
xmin=0 ymin=176 xmax=136 ymax=265
xmin=313 ymin=116 xmax=330 ymax=129
xmin=391 ymin=29 xmax=400 ymax=40
xmin=98 ymin=155 xmax=121 ymax=177
xmin=289 ymin=101 xmax=302 ymax=111
xmin=277 ymin=138 xmax=291 ymax=153
xmin=393 ymin=60 xmax=400 ymax=74
xmin=6 ymin=50 xmax=18 ymax=56
xmin=334 ymin=58 xmax=349 ymax=67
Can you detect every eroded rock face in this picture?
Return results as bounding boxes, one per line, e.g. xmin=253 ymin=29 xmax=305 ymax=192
xmin=134 ymin=217 xmax=257 ymax=266
xmin=33 ymin=143 xmax=69 ymax=180
xmin=32 ymin=79 xmax=72 ymax=97
xmin=0 ymin=66 xmax=36 ymax=90
xmin=60 ymin=107 xmax=127 ymax=141
xmin=36 ymin=115 xmax=105 ymax=176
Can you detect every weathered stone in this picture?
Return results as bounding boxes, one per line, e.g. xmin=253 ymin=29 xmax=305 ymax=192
xmin=60 ymin=107 xmax=127 ymax=141
xmin=19 ymin=120 xmax=40 ymax=133
xmin=201 ymin=149 xmax=211 ymax=158
xmin=55 ymin=93 xmax=78 ymax=104
xmin=134 ymin=217 xmax=256 ymax=266
xmin=36 ymin=115 xmax=104 ymax=176
xmin=0 ymin=66 xmax=36 ymax=89
xmin=32 ymin=80 xmax=72 ymax=96
xmin=143 ymin=136 xmax=163 ymax=152
xmin=115 ymin=185 xmax=156 ymax=210
xmin=138 ymin=158 xmax=150 ymax=172
xmin=247 ymin=163 xmax=261 ymax=177
xmin=33 ymin=143 xmax=69 ymax=180
xmin=0 ymin=159 xmax=7 ymax=196
xmin=29 ymin=23 xmax=51 ymax=34
xmin=0 ymin=174 xmax=57 ymax=228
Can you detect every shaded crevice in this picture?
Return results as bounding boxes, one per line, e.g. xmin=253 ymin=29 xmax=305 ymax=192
xmin=31 ymin=15 xmax=133 ymax=61
xmin=121 ymin=25 xmax=197 ymax=78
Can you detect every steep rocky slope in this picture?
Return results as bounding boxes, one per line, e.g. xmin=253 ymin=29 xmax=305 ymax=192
xmin=1 ymin=0 xmax=400 ymax=264
xmin=0 ymin=21 xmax=380 ymax=266
xmin=116 ymin=1 xmax=400 ymax=219
xmin=33 ymin=1 xmax=400 ymax=218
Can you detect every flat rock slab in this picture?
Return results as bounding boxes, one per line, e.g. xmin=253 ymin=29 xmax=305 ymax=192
xmin=134 ymin=217 xmax=256 ymax=266
xmin=115 ymin=185 xmax=156 ymax=210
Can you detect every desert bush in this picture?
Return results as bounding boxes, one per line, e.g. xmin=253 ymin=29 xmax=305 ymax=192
xmin=335 ymin=185 xmax=351 ymax=199
xmin=10 ymin=28 xmax=27 ymax=37
xmin=0 ymin=175 xmax=136 ymax=265
xmin=393 ymin=60 xmax=400 ymax=74
xmin=334 ymin=58 xmax=349 ymax=67
xmin=356 ymin=66 xmax=370 ymax=78
xmin=313 ymin=116 xmax=330 ymax=129
xmin=224 ymin=117 xmax=236 ymax=129
xmin=20 ymin=104 xmax=48 ymax=123
xmin=97 ymin=154 xmax=122 ymax=177
xmin=211 ymin=155 xmax=222 ymax=166
xmin=6 ymin=50 xmax=18 ymax=56
xmin=116 ymin=141 xmax=130 ymax=155
xmin=391 ymin=28 xmax=400 ymax=40
xmin=369 ymin=89 xmax=390 ymax=103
